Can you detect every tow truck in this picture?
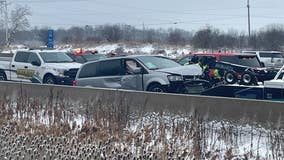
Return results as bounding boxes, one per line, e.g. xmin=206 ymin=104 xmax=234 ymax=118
xmin=201 ymin=65 xmax=284 ymax=101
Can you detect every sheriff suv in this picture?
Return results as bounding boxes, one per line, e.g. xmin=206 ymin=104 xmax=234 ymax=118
xmin=178 ymin=53 xmax=278 ymax=85
xmin=0 ymin=49 xmax=81 ymax=85
xmin=74 ymin=55 xmax=210 ymax=94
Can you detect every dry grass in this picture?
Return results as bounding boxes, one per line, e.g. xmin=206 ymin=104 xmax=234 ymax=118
xmin=0 ymin=91 xmax=283 ymax=160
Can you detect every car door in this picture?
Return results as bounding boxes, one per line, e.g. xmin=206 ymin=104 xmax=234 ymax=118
xmin=94 ymin=59 xmax=123 ymax=89
xmin=11 ymin=51 xmax=32 ymax=82
xmin=26 ymin=52 xmax=42 ymax=83
xmin=121 ymin=59 xmax=144 ymax=91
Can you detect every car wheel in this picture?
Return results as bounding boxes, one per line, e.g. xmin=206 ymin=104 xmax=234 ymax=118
xmin=0 ymin=71 xmax=7 ymax=81
xmin=224 ymin=71 xmax=237 ymax=84
xmin=241 ymin=72 xmax=256 ymax=85
xmin=147 ymin=83 xmax=165 ymax=93
xmin=43 ymin=75 xmax=55 ymax=84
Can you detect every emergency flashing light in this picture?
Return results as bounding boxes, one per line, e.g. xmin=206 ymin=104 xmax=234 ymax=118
xmin=74 ymin=48 xmax=86 ymax=55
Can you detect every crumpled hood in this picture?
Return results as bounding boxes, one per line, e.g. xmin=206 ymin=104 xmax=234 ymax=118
xmin=44 ymin=62 xmax=82 ymax=70
xmin=156 ymin=64 xmax=202 ymax=76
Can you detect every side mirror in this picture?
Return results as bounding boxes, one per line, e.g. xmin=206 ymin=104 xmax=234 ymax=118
xmin=31 ymin=61 xmax=41 ymax=66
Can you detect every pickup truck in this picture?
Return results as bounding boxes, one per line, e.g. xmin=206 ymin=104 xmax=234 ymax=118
xmin=0 ymin=49 xmax=82 ymax=85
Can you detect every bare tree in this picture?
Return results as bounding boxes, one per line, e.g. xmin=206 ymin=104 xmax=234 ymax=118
xmin=167 ymin=29 xmax=186 ymax=45
xmin=7 ymin=5 xmax=31 ymax=47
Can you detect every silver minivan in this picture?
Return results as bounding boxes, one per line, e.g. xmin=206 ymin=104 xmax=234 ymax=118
xmin=74 ymin=55 xmax=209 ymax=94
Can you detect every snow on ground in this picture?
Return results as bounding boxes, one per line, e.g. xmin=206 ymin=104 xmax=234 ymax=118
xmin=1 ymin=43 xmax=192 ymax=59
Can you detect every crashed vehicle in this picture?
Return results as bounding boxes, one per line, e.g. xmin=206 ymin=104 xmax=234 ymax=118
xmin=178 ymin=53 xmax=278 ymax=85
xmin=74 ymin=55 xmax=210 ymax=94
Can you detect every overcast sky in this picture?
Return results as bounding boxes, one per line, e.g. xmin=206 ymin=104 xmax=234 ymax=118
xmin=11 ymin=0 xmax=284 ymax=33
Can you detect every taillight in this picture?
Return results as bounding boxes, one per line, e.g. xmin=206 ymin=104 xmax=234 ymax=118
xmin=73 ymin=80 xmax=77 ymax=86
xmin=237 ymin=73 xmax=242 ymax=79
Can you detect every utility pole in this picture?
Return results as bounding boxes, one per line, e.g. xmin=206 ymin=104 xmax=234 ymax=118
xmin=0 ymin=0 xmax=8 ymax=47
xmin=247 ymin=0 xmax=251 ymax=37
xmin=142 ymin=22 xmax=145 ymax=43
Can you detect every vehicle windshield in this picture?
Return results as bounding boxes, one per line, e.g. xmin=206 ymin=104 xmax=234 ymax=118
xmin=40 ymin=52 xmax=74 ymax=63
xmin=137 ymin=56 xmax=181 ymax=70
xmin=83 ymin=54 xmax=107 ymax=61
xmin=220 ymin=55 xmax=261 ymax=67
xmin=259 ymin=52 xmax=283 ymax=58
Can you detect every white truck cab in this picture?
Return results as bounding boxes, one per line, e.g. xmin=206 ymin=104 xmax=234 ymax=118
xmin=242 ymin=51 xmax=284 ymax=68
xmin=0 ymin=49 xmax=81 ymax=85
xmin=264 ymin=65 xmax=284 ymax=89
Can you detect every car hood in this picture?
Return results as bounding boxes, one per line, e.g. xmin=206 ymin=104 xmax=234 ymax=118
xmin=156 ymin=64 xmax=202 ymax=76
xmin=44 ymin=62 xmax=82 ymax=69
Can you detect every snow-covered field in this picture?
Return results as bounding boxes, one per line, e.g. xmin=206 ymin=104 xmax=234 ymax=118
xmin=0 ymin=96 xmax=282 ymax=160
xmin=1 ymin=43 xmax=192 ymax=59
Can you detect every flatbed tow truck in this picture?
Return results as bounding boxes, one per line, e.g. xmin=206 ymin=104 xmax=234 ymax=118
xmin=201 ymin=65 xmax=284 ymax=101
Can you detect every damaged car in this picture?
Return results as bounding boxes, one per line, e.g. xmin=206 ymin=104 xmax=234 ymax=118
xmin=74 ymin=55 xmax=210 ymax=94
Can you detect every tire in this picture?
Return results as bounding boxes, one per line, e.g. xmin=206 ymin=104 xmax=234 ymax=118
xmin=224 ymin=71 xmax=237 ymax=84
xmin=147 ymin=83 xmax=165 ymax=93
xmin=43 ymin=74 xmax=55 ymax=84
xmin=0 ymin=71 xmax=7 ymax=81
xmin=241 ymin=72 xmax=256 ymax=85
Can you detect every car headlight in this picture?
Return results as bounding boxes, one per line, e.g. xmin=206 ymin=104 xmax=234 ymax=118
xmin=167 ymin=75 xmax=183 ymax=82
xmin=54 ymin=68 xmax=66 ymax=76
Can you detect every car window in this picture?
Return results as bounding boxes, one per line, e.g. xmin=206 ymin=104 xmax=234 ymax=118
xmin=27 ymin=53 xmax=41 ymax=64
xmin=259 ymin=52 xmax=283 ymax=58
xmin=137 ymin=56 xmax=180 ymax=70
xmin=14 ymin=52 xmax=31 ymax=63
xmin=78 ymin=62 xmax=99 ymax=78
xmin=220 ymin=55 xmax=261 ymax=67
xmin=124 ymin=59 xmax=141 ymax=74
xmin=83 ymin=54 xmax=107 ymax=61
xmin=98 ymin=59 xmax=122 ymax=76
xmin=179 ymin=57 xmax=192 ymax=65
xmin=39 ymin=52 xmax=73 ymax=63
xmin=73 ymin=56 xmax=86 ymax=63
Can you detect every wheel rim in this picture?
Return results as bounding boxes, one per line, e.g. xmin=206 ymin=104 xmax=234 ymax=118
xmin=242 ymin=74 xmax=251 ymax=84
xmin=152 ymin=87 xmax=164 ymax=92
xmin=226 ymin=73 xmax=234 ymax=83
xmin=46 ymin=78 xmax=54 ymax=84
xmin=0 ymin=74 xmax=6 ymax=81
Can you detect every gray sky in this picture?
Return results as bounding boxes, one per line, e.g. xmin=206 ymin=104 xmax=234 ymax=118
xmin=11 ymin=0 xmax=284 ymax=33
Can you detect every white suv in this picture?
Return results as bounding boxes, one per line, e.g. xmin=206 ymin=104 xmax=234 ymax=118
xmin=242 ymin=51 xmax=284 ymax=68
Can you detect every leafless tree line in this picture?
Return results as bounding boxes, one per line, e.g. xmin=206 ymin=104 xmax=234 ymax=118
xmin=1 ymin=4 xmax=284 ymax=51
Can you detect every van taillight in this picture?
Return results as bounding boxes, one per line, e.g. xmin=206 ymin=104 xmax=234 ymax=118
xmin=73 ymin=80 xmax=77 ymax=86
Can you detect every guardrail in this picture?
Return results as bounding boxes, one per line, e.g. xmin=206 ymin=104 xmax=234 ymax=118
xmin=0 ymin=81 xmax=283 ymax=129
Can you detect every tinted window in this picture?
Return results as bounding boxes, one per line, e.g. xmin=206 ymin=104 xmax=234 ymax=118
xmin=220 ymin=55 xmax=261 ymax=67
xmin=259 ymin=52 xmax=283 ymax=58
xmin=14 ymin=52 xmax=31 ymax=62
xmin=78 ymin=59 xmax=122 ymax=78
xmin=98 ymin=59 xmax=122 ymax=76
xmin=137 ymin=56 xmax=180 ymax=70
xmin=74 ymin=56 xmax=86 ymax=63
xmin=78 ymin=62 xmax=98 ymax=78
xmin=83 ymin=54 xmax=107 ymax=62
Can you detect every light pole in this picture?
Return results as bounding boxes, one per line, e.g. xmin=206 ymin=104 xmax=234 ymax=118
xmin=247 ymin=0 xmax=251 ymax=37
